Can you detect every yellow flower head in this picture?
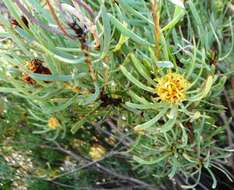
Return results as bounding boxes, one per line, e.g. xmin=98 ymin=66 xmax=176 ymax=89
xmin=89 ymin=144 xmax=106 ymax=160
xmin=48 ymin=117 xmax=60 ymax=129
xmin=155 ymin=71 xmax=189 ymax=104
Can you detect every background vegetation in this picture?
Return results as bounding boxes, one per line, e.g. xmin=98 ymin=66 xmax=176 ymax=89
xmin=0 ymin=0 xmax=234 ymax=189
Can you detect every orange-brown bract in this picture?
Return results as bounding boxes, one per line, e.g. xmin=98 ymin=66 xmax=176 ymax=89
xmin=22 ymin=59 xmax=51 ymax=85
xmin=28 ymin=59 xmax=51 ymax=75
xmin=22 ymin=74 xmax=36 ymax=85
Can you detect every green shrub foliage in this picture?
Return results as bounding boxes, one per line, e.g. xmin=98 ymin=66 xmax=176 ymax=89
xmin=0 ymin=0 xmax=233 ymax=189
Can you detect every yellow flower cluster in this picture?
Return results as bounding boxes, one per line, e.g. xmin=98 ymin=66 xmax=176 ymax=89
xmin=155 ymin=71 xmax=189 ymax=104
xmin=48 ymin=117 xmax=60 ymax=129
xmin=89 ymin=144 xmax=106 ymax=160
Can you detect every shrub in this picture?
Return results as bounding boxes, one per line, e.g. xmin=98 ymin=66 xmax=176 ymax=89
xmin=0 ymin=0 xmax=233 ymax=189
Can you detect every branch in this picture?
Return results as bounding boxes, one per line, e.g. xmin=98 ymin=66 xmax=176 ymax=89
xmin=46 ymin=0 xmax=71 ymax=38
xmin=15 ymin=0 xmax=63 ymax=35
xmin=95 ymin=163 xmax=158 ymax=190
xmin=51 ymin=142 xmax=158 ymax=190
xmin=73 ymin=0 xmax=95 ymax=18
xmin=105 ymin=117 xmax=134 ymax=145
xmin=151 ymin=0 xmax=160 ymax=59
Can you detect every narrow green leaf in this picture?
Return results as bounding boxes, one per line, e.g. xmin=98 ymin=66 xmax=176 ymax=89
xmin=133 ymin=152 xmax=171 ymax=165
xmin=162 ymin=6 xmax=185 ymax=32
xmin=126 ymin=102 xmax=166 ymax=110
xmin=135 ymin=109 xmax=167 ymax=129
xmin=43 ymin=95 xmax=78 ymax=114
xmin=135 ymin=108 xmax=167 ymax=129
xmin=179 ymin=123 xmax=188 ymax=147
xmin=169 ymin=0 xmax=185 ymax=8
xmin=30 ymin=73 xmax=79 ymax=81
xmin=206 ymin=168 xmax=217 ymax=189
xmin=160 ymin=106 xmax=178 ymax=132
xmin=188 ymin=75 xmax=213 ymax=102
xmin=119 ymin=0 xmax=154 ymax=25
xmin=128 ymin=90 xmax=150 ymax=104
xmin=108 ymin=13 xmax=152 ymax=46
xmin=211 ymin=75 xmax=227 ymax=97
xmin=71 ymin=119 xmax=87 ymax=134
xmin=113 ymin=34 xmax=129 ymax=52
xmin=181 ymin=169 xmax=201 ymax=189
xmin=131 ymin=54 xmax=156 ymax=85
xmin=120 ymin=65 xmax=155 ymax=93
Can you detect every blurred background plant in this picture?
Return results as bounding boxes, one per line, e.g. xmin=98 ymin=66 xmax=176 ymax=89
xmin=0 ymin=0 xmax=233 ymax=190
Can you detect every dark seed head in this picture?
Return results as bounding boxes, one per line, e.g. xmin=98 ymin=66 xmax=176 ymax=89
xmin=11 ymin=16 xmax=29 ymax=28
xmin=68 ymin=21 xmax=87 ymax=40
xmin=100 ymin=91 xmax=122 ymax=107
